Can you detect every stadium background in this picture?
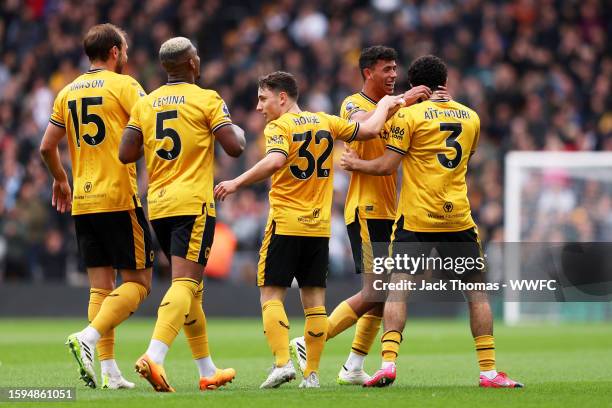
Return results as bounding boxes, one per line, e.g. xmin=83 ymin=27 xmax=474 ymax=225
xmin=0 ymin=0 xmax=610 ymax=309
xmin=0 ymin=1 xmax=611 ymax=406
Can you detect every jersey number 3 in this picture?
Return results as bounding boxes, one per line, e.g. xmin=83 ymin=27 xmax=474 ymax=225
xmin=437 ymin=123 xmax=463 ymax=169
xmin=155 ymin=110 xmax=181 ymax=161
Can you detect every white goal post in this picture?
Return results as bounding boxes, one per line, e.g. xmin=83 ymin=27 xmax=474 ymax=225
xmin=503 ymin=151 xmax=612 ymax=325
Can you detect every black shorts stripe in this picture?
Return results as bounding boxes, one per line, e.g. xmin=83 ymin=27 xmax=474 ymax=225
xmin=126 ymin=124 xmax=141 ymax=132
xmin=151 ymin=213 xmax=215 ymax=266
xmin=346 ymin=209 xmax=393 ymax=274
xmin=258 ymin=221 xmax=329 ymax=288
xmin=73 ymin=208 xmax=153 ymax=270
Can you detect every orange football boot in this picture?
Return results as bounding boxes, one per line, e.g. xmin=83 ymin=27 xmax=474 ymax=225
xmin=199 ymin=368 xmax=236 ymax=391
xmin=134 ymin=354 xmax=175 ymax=392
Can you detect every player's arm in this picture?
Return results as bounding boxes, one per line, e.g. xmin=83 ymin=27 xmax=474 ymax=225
xmin=353 ymin=95 xmax=405 ymax=141
xmin=352 ymin=85 xmax=434 ymax=123
xmin=215 ymin=124 xmax=246 ymax=158
xmin=340 ymin=147 xmax=402 ymax=176
xmin=118 ymin=126 xmax=144 ymax=164
xmin=39 ymin=123 xmax=71 ymax=213
xmin=214 ymin=152 xmax=286 ymax=201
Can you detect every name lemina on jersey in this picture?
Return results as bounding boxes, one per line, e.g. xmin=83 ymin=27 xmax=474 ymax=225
xmin=152 ymin=95 xmax=186 ymax=108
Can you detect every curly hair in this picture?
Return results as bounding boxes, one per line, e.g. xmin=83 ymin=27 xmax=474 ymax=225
xmin=407 ymin=55 xmax=447 ymax=90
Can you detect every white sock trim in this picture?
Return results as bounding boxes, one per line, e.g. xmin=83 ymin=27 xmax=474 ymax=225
xmin=480 ymin=369 xmax=498 ymax=380
xmin=195 ymin=356 xmax=217 ymax=378
xmin=81 ymin=326 xmax=101 ymax=345
xmin=345 ymin=351 xmax=366 ymax=371
xmin=100 ymin=359 xmax=121 ymax=376
xmin=146 ymin=339 xmax=169 ymax=365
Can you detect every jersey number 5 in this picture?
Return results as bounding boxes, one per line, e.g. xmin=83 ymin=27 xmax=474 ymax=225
xmin=290 ymin=130 xmax=333 ymax=179
xmin=437 ymin=123 xmax=463 ymax=169
xmin=67 ymin=97 xmax=106 ymax=147
xmin=155 ymin=110 xmax=181 ymax=161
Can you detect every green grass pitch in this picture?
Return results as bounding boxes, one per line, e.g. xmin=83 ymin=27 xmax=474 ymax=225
xmin=1 ymin=318 xmax=611 ymax=407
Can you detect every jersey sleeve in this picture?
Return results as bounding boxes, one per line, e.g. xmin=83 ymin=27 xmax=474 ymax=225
xmin=205 ymin=91 xmax=233 ymax=134
xmin=126 ymin=99 xmax=143 ymax=133
xmin=327 ymin=114 xmax=359 ymax=143
xmin=264 ymin=121 xmax=289 ymax=157
xmin=49 ymin=87 xmax=67 ymax=128
xmin=119 ymin=76 xmax=146 ymax=114
xmin=386 ymin=109 xmax=413 ymax=155
xmin=340 ymin=97 xmax=366 ymax=121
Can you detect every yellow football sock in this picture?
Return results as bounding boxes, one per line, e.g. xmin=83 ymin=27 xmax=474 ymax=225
xmin=184 ymin=281 xmax=210 ymax=359
xmin=381 ymin=330 xmax=403 ymax=363
xmin=90 ymin=282 xmax=148 ymax=339
xmin=475 ymin=335 xmax=496 ymax=371
xmin=152 ymin=278 xmax=199 ymax=347
xmin=351 ymin=313 xmax=382 ymax=356
xmin=304 ymin=306 xmax=328 ymax=377
xmin=88 ymin=288 xmax=114 ymax=360
xmin=326 ymin=301 xmax=358 ymax=340
xmin=262 ymin=299 xmax=290 ymax=367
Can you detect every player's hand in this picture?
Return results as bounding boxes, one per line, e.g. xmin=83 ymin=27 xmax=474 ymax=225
xmin=379 ymin=94 xmax=406 ymax=110
xmin=214 ymin=180 xmax=239 ymax=201
xmin=340 ymin=148 xmax=360 ymax=171
xmin=402 ymin=85 xmax=432 ymax=106
xmin=52 ymin=179 xmax=72 ymax=213
xmin=436 ymin=86 xmax=452 ymax=100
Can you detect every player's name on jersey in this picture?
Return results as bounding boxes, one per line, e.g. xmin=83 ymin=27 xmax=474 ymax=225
xmin=423 ymin=107 xmax=472 ymax=120
xmin=152 ymin=95 xmax=186 ymax=108
xmin=291 ymin=114 xmax=321 ymax=126
xmin=69 ymin=79 xmax=105 ymax=91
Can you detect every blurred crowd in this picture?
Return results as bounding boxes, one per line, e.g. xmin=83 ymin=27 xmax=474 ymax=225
xmin=0 ymin=0 xmax=610 ymax=283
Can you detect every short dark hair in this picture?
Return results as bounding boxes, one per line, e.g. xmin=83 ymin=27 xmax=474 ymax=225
xmin=258 ymin=71 xmax=299 ymax=100
xmin=408 ymin=55 xmax=447 ymax=90
xmin=359 ymin=46 xmax=398 ymax=79
xmin=83 ymin=24 xmax=125 ymax=62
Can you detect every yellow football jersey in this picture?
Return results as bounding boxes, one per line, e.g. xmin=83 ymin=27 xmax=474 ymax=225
xmin=127 ymin=81 xmax=232 ymax=220
xmin=264 ymin=111 xmax=359 ymax=237
xmin=49 ymin=68 xmax=145 ymax=215
xmin=387 ymin=99 xmax=480 ymax=232
xmin=340 ymin=92 xmax=397 ymax=224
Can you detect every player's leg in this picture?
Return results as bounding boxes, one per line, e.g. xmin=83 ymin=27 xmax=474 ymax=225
xmin=67 ymin=211 xmax=150 ymax=388
xmin=464 ymin=271 xmax=523 ymax=388
xmin=87 ymin=267 xmax=116 ymax=379
xmin=135 ymin=215 xmax=201 ymax=392
xmin=365 ymin=221 xmax=421 ymax=388
xmin=290 ymin=236 xmax=329 ymax=388
xmin=173 ymin=212 xmax=234 ymax=391
xmin=258 ymin=223 xmax=297 ymax=388
xmin=77 ymin=209 xmax=153 ymax=388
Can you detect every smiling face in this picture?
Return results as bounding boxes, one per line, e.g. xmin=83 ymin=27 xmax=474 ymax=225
xmin=256 ymin=86 xmax=286 ymax=123
xmin=364 ymin=59 xmax=398 ymax=95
